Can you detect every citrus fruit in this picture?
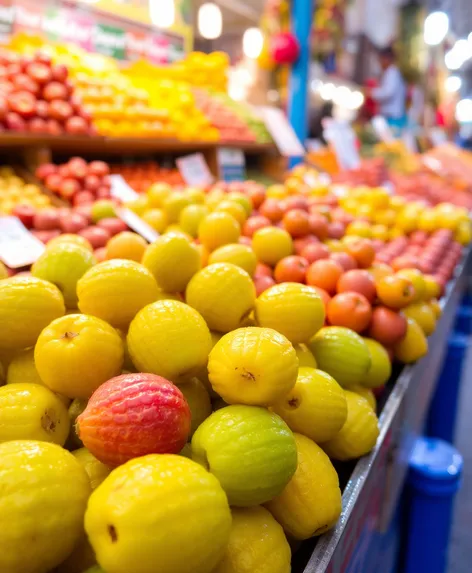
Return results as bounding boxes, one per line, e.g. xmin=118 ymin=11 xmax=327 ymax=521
xmin=163 ymin=191 xmax=191 ymax=223
xmin=403 ymin=302 xmax=437 ymax=336
xmin=321 ymin=390 xmax=379 ymax=460
xmin=294 ymin=343 xmax=317 ymax=368
xmin=255 ymin=283 xmax=325 ymax=344
xmin=77 ymin=260 xmax=160 ymax=329
xmin=35 ymin=314 xmax=124 ymax=399
xmin=396 ymin=269 xmax=426 ymax=302
xmin=0 ymin=440 xmax=90 ymax=573
xmin=32 ymin=243 xmax=96 ymax=308
xmin=6 ymin=347 xmax=43 ymax=385
xmin=142 ymin=233 xmax=201 ymax=293
xmin=271 ymin=367 xmax=347 ymax=443
xmin=142 ymin=209 xmax=168 ymax=233
xmin=213 ymin=506 xmax=291 ymax=573
xmin=179 ymin=377 xmax=212 ymax=436
xmin=361 ymin=337 xmax=392 ymax=389
xmin=0 ymin=277 xmax=65 ymax=350
xmin=227 ymin=192 xmax=253 ymax=216
xmin=91 ymin=200 xmax=116 ymax=222
xmin=350 ymin=385 xmax=376 ymax=410
xmin=198 ymin=211 xmax=240 ymax=252
xmin=146 ymin=182 xmax=171 ymax=207
xmin=208 ymin=327 xmax=298 ymax=406
xmin=72 ymin=447 xmax=111 ymax=490
xmin=105 ymin=231 xmax=148 ymax=262
xmin=192 ymin=405 xmax=297 ymax=506
xmin=85 ymin=454 xmax=231 ymax=573
xmin=393 ymin=317 xmax=428 ymax=363
xmin=47 ymin=233 xmax=93 ymax=251
xmin=308 ymin=327 xmax=371 ymax=388
xmin=216 ymin=200 xmax=248 ymax=226
xmin=127 ymin=299 xmax=212 ymax=383
xmin=209 ymin=243 xmax=257 ymax=276
xmin=186 ymin=263 xmax=256 ymax=332
xmin=78 ymin=373 xmax=191 ymax=467
xmin=179 ymin=204 xmax=209 ymax=237
xmin=252 ymin=227 xmax=293 ymax=266
xmin=0 ymin=383 xmax=69 ymax=445
xmin=265 ymin=433 xmax=342 ymax=539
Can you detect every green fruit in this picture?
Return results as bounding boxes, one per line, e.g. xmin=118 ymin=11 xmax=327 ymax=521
xmin=308 ymin=327 xmax=371 ymax=388
xmin=192 ymin=405 xmax=297 ymax=506
xmin=361 ymin=338 xmax=392 ymax=389
xmin=91 ymin=200 xmax=116 ymax=223
xmin=179 ymin=378 xmax=212 ymax=436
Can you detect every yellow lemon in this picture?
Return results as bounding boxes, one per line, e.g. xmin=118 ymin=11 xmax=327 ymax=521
xmin=350 ymin=385 xmax=376 ymax=410
xmin=265 ymin=433 xmax=342 ymax=540
xmin=255 ymin=283 xmax=325 ymax=344
xmin=47 ymin=233 xmax=93 ymax=252
xmin=72 ymin=447 xmax=111 ymax=490
xmin=216 ymin=201 xmax=248 ymax=226
xmin=141 ymin=209 xmax=168 ymax=233
xmin=321 ymin=391 xmax=379 ymax=460
xmin=85 ymin=455 xmax=231 ymax=573
xmin=105 ymin=232 xmax=148 ymax=262
xmin=423 ymin=275 xmax=441 ymax=301
xmin=208 ymin=327 xmax=298 ymax=406
xmin=146 ymin=182 xmax=171 ymax=207
xmin=179 ymin=377 xmax=212 ymax=436
xmin=361 ymin=338 xmax=392 ymax=389
xmin=0 ymin=277 xmax=65 ymax=350
xmin=35 ymin=314 xmax=124 ymax=399
xmin=227 ymin=192 xmax=253 ymax=216
xmin=394 ymin=317 xmax=428 ymax=363
xmin=213 ymin=506 xmax=291 ymax=573
xmin=186 ymin=263 xmax=256 ymax=332
xmin=6 ymin=347 xmax=43 ymax=385
xmin=127 ymin=300 xmax=212 ymax=383
xmin=209 ymin=243 xmax=257 ymax=276
xmin=142 ymin=234 xmax=201 ymax=293
xmin=0 ymin=440 xmax=90 ymax=573
xmin=252 ymin=227 xmax=293 ymax=266
xmin=294 ymin=343 xmax=317 ymax=368
xmin=179 ymin=204 xmax=209 ymax=237
xmin=198 ymin=211 xmax=241 ymax=252
xmin=272 ymin=367 xmax=347 ymax=443
xmin=163 ymin=191 xmax=191 ymax=223
xmin=403 ymin=302 xmax=437 ymax=336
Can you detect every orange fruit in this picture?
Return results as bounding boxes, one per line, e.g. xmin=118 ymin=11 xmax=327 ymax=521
xmin=376 ymin=275 xmax=416 ymax=309
xmin=105 ymin=232 xmax=148 ymax=262
xmin=396 ymin=269 xmax=426 ymax=302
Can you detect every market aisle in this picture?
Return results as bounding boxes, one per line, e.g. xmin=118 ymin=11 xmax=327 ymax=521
xmin=447 ymin=341 xmax=472 ymax=573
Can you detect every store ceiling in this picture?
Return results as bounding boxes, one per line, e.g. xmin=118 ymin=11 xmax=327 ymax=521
xmin=193 ymin=0 xmax=265 ymax=36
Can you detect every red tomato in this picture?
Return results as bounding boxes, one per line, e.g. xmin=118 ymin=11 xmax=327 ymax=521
xmin=274 ymin=255 xmax=309 ymax=283
xmin=327 ymin=292 xmax=373 ymax=333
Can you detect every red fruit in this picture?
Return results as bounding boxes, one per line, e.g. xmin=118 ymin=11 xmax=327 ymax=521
xmin=77 ymin=373 xmax=191 ymax=467
xmin=34 ymin=52 xmax=52 ymax=66
xmin=94 ymin=247 xmax=107 ymax=263
xmin=243 ymin=215 xmax=271 ymax=237
xmin=73 ymin=191 xmax=95 ymax=206
xmin=88 ymin=160 xmax=110 ymax=177
xmin=391 ymin=255 xmax=420 ymax=271
xmin=308 ymin=214 xmax=329 ymax=240
xmin=0 ymin=97 xmax=7 ymax=120
xmin=31 ymin=229 xmax=60 ymax=244
xmin=5 ymin=63 xmax=21 ymax=79
xmin=327 ymin=292 xmax=372 ymax=333
xmin=59 ymin=213 xmax=89 ymax=233
xmin=12 ymin=204 xmax=36 ymax=228
xmin=301 ymin=243 xmax=330 ymax=263
xmin=254 ymin=275 xmax=276 ymax=296
xmin=282 ymin=196 xmax=308 ymax=212
xmin=12 ymin=73 xmax=40 ymax=95
xmin=35 ymin=163 xmax=56 ymax=180
xmin=84 ymin=174 xmax=101 ymax=192
xmin=33 ymin=208 xmax=60 ymax=231
xmin=255 ymin=262 xmax=273 ymax=278
xmin=27 ymin=117 xmax=47 ymax=133
xmin=368 ymin=306 xmax=408 ymax=346
xmin=45 ymin=118 xmax=63 ymax=135
xmin=345 ymin=239 xmax=376 ymax=268
xmin=44 ymin=173 xmax=62 ymax=193
xmin=59 ymin=178 xmax=81 ymax=200
xmin=306 ymin=259 xmax=344 ymax=294
xmin=78 ymin=226 xmax=111 ymax=249
xmin=330 ymin=252 xmax=357 ymax=272
xmin=48 ymin=99 xmax=73 ymax=122
xmin=311 ymin=286 xmax=331 ymax=311
xmin=74 ymin=204 xmax=93 ymax=223
xmin=68 ymin=157 xmax=88 ymax=179
xmin=97 ymin=217 xmax=128 ymax=236
xmin=327 ymin=221 xmax=345 ymax=239
xmin=96 ymin=187 xmax=111 ymax=199
xmin=283 ymin=209 xmax=310 ymax=238
xmin=57 ymin=165 xmax=71 ymax=178
xmin=26 ymin=62 xmax=52 ymax=85
xmin=274 ymin=256 xmax=308 ymax=283
xmin=260 ymin=199 xmax=284 ymax=223
xmin=7 ymin=90 xmax=37 ymax=118
xmin=247 ymin=186 xmax=266 ymax=208
xmin=65 ymin=115 xmax=89 ymax=134
xmin=337 ymin=269 xmax=376 ymax=302
xmin=5 ymin=111 xmax=26 ymax=131
xmin=50 ymin=64 xmax=68 ymax=82
xmin=42 ymin=81 xmax=69 ymax=102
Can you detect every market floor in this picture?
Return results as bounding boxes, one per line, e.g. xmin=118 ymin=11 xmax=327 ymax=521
xmin=447 ymin=340 xmax=472 ymax=573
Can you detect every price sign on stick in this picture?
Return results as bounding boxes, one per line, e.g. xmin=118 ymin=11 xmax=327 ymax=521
xmin=0 ymin=216 xmax=45 ymax=268
xmin=217 ymin=148 xmax=246 ymax=182
xmin=110 ymin=175 xmax=139 ymax=203
xmin=176 ymin=153 xmax=214 ymax=187
xmin=117 ymin=208 xmax=158 ymax=243
xmin=258 ymin=106 xmax=305 ymax=157
xmin=323 ymin=119 xmax=361 ymax=170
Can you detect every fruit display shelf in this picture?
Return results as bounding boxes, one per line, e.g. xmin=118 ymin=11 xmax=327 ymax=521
xmin=294 ymin=245 xmax=472 ymax=573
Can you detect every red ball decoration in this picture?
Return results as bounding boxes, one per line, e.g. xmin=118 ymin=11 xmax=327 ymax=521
xmin=271 ymin=32 xmax=300 ymax=64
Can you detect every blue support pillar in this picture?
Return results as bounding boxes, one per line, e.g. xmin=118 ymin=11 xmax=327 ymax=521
xmin=288 ymin=0 xmax=314 ymax=168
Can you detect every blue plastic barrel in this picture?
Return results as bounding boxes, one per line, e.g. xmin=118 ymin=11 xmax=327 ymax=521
xmin=454 ymin=305 xmax=472 ymax=335
xmin=427 ymin=333 xmax=468 ymax=443
xmin=403 ymin=438 xmax=463 ymax=573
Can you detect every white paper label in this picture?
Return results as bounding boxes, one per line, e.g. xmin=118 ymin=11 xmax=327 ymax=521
xmin=0 ymin=216 xmax=46 ymax=268
xmin=429 ymin=128 xmax=447 ymax=147
xmin=217 ymin=148 xmax=246 ymax=182
xmin=116 ymin=208 xmax=158 ymax=243
xmin=323 ymin=119 xmax=361 ymax=170
xmin=258 ymin=106 xmax=305 ymax=157
xmin=110 ymin=174 xmax=140 ymax=203
xmin=176 ymin=153 xmax=214 ymax=187
xmin=372 ymin=115 xmax=395 ymax=143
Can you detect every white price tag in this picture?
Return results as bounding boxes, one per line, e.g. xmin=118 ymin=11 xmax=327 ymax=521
xmin=372 ymin=116 xmax=395 ymax=143
xmin=323 ymin=119 xmax=361 ymax=170
xmin=258 ymin=106 xmax=305 ymax=157
xmin=110 ymin=175 xmax=140 ymax=203
xmin=176 ymin=153 xmax=214 ymax=187
xmin=217 ymin=148 xmax=246 ymax=182
xmin=116 ymin=208 xmax=158 ymax=243
xmin=0 ymin=216 xmax=46 ymax=268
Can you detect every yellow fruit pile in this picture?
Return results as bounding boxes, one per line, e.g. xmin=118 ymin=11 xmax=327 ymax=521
xmin=0 ymin=167 xmax=51 ymax=215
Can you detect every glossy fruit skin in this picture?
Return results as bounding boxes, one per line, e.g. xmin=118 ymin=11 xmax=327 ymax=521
xmin=179 ymin=204 xmax=209 ymax=237
xmin=72 ymin=447 xmax=111 ymax=490
xmin=177 ymin=377 xmax=212 ymax=436
xmin=77 ymin=260 xmax=160 ymax=329
xmin=361 ymin=338 xmax=392 ymax=389
xmin=0 ymin=383 xmax=70 ymax=445
xmin=368 ymin=306 xmax=407 ymax=346
xmin=376 ymin=275 xmax=416 ymax=309
xmin=186 ymin=263 xmax=256 ymax=333
xmin=283 ymin=209 xmax=310 ymax=237
xmin=265 ymin=433 xmax=342 ymax=540
xmin=127 ymin=300 xmax=212 ymax=383
xmin=192 ymin=405 xmax=297 ymax=506
xmin=0 ymin=277 xmax=65 ymax=350
xmin=32 ymin=243 xmax=96 ymax=308
xmin=255 ymin=283 xmax=325 ymax=344
xmin=306 ymin=259 xmax=344 ymax=294
xmin=198 ymin=211 xmax=241 ymax=252
xmin=345 ymin=239 xmax=375 ymax=268
xmin=142 ymin=234 xmax=201 ymax=293
xmin=78 ymin=373 xmax=191 ymax=467
xmin=403 ymin=302 xmax=437 ymax=336
xmin=321 ymin=391 xmax=380 ymax=461
xmin=213 ymin=506 xmax=291 ymax=573
xmin=35 ymin=314 xmax=124 ymax=399
xmin=105 ymin=232 xmax=147 ymax=262
xmin=394 ymin=317 xmax=428 ymax=363
xmin=337 ymin=269 xmax=376 ymax=302
xmin=397 ymin=268 xmax=426 ymax=302
xmin=309 ymin=326 xmax=371 ymax=388
xmin=294 ymin=343 xmax=317 ymax=368
xmin=6 ymin=347 xmax=43 ymax=385
xmin=351 ymin=385 xmax=376 ymax=410
xmin=0 ymin=440 xmax=90 ymax=573
xmin=274 ymin=255 xmax=308 ymax=283
xmin=252 ymin=227 xmax=293 ymax=267
xmin=208 ymin=327 xmax=298 ymax=406
xmin=327 ymin=292 xmax=372 ymax=333
xmin=85 ymin=455 xmax=231 ymax=573
xmin=272 ymin=367 xmax=347 ymax=443
xmin=209 ymin=243 xmax=257 ymax=277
